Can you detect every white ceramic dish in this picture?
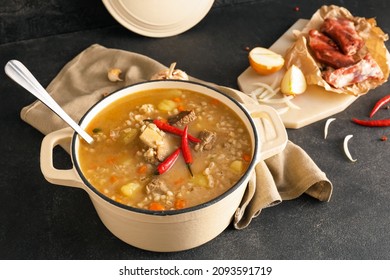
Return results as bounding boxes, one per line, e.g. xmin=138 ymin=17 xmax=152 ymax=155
xmin=40 ymin=80 xmax=287 ymax=252
xmin=237 ymin=19 xmax=358 ymax=129
xmin=102 ymin=0 xmax=214 ymax=38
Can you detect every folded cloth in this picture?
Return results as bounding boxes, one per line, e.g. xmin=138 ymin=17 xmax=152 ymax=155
xmin=20 ymin=44 xmax=333 ymax=229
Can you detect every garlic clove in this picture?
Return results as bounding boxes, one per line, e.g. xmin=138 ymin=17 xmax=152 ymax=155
xmin=108 ymin=68 xmax=123 ymax=82
xmin=150 ymin=62 xmax=189 ymax=81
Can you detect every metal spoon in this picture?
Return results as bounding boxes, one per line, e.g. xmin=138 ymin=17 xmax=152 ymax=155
xmin=5 ymin=60 xmax=94 ymax=144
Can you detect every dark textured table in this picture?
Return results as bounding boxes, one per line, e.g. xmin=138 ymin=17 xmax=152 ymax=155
xmin=1 ymin=0 xmax=389 ymax=260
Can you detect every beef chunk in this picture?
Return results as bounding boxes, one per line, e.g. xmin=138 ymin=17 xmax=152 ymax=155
xmin=146 ymin=178 xmax=169 ymax=195
xmin=140 ymin=123 xmax=172 ymax=163
xmin=308 ymin=29 xmax=357 ymax=69
xmin=143 ymin=148 xmax=158 ymax=164
xmin=156 ymin=137 xmax=172 ymax=161
xmin=195 ymin=129 xmax=217 ymax=151
xmin=139 ymin=123 xmax=165 ymax=148
xmin=168 ymin=110 xmax=196 ymax=127
xmin=320 ymin=17 xmax=364 ymax=56
xmin=323 ymin=53 xmax=383 ymax=88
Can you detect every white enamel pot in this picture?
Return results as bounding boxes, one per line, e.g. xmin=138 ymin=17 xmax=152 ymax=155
xmin=40 ymin=80 xmax=287 ymax=252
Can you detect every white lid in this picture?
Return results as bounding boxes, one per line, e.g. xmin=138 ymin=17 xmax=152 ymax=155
xmin=102 ymin=0 xmax=214 ymax=38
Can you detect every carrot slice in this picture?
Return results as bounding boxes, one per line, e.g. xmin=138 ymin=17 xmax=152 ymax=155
xmin=106 ymin=156 xmax=117 ymax=164
xmin=174 ymin=177 xmax=185 ymax=185
xmin=149 ymin=202 xmax=165 ymax=211
xmin=174 ymin=199 xmax=186 ymax=210
xmin=137 ymin=165 xmax=148 ymax=174
xmin=242 ymin=154 xmax=251 ymax=162
xmin=109 ymin=175 xmax=118 ymax=183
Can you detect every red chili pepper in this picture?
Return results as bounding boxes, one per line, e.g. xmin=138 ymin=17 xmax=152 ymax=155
xmin=153 ymin=119 xmax=201 ymax=143
xmin=369 ymin=94 xmax=390 ymax=118
xmin=352 ymin=118 xmax=390 ymax=127
xmin=181 ymin=125 xmax=194 ymax=177
xmin=156 ymin=147 xmax=181 ymax=175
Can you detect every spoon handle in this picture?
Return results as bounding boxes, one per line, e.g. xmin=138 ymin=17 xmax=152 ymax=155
xmin=5 ymin=60 xmax=94 ymax=144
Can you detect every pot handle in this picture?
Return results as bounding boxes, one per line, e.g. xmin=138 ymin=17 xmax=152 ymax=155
xmin=245 ymin=103 xmax=288 ymax=161
xmin=40 ymin=127 xmax=85 ymax=189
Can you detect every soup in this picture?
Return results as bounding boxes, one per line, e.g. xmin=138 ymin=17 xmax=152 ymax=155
xmin=78 ymin=88 xmax=252 ymax=211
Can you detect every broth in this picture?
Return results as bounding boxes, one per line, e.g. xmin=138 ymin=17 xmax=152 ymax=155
xmin=78 ymin=88 xmax=252 ymax=211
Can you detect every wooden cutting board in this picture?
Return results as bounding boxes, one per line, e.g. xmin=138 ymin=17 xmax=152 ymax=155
xmin=237 ymin=19 xmax=358 ymax=129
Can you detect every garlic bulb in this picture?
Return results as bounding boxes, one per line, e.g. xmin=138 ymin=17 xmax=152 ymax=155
xmin=150 ymin=62 xmax=189 ymax=80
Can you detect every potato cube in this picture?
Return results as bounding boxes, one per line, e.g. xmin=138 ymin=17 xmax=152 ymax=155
xmin=157 ymin=99 xmax=177 ymax=111
xmin=121 ymin=182 xmax=141 ymax=197
xmin=230 ymin=160 xmax=243 ymax=174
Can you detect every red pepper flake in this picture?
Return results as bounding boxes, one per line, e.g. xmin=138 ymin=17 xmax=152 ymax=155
xmin=294 ymin=6 xmax=300 ymax=11
xmin=380 ymin=135 xmax=388 ymax=141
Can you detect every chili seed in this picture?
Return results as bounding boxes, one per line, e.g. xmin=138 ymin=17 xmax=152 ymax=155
xmin=380 ymin=135 xmax=388 ymax=141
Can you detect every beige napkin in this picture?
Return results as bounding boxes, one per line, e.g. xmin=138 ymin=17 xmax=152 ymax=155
xmin=21 ymin=44 xmax=333 ymax=229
